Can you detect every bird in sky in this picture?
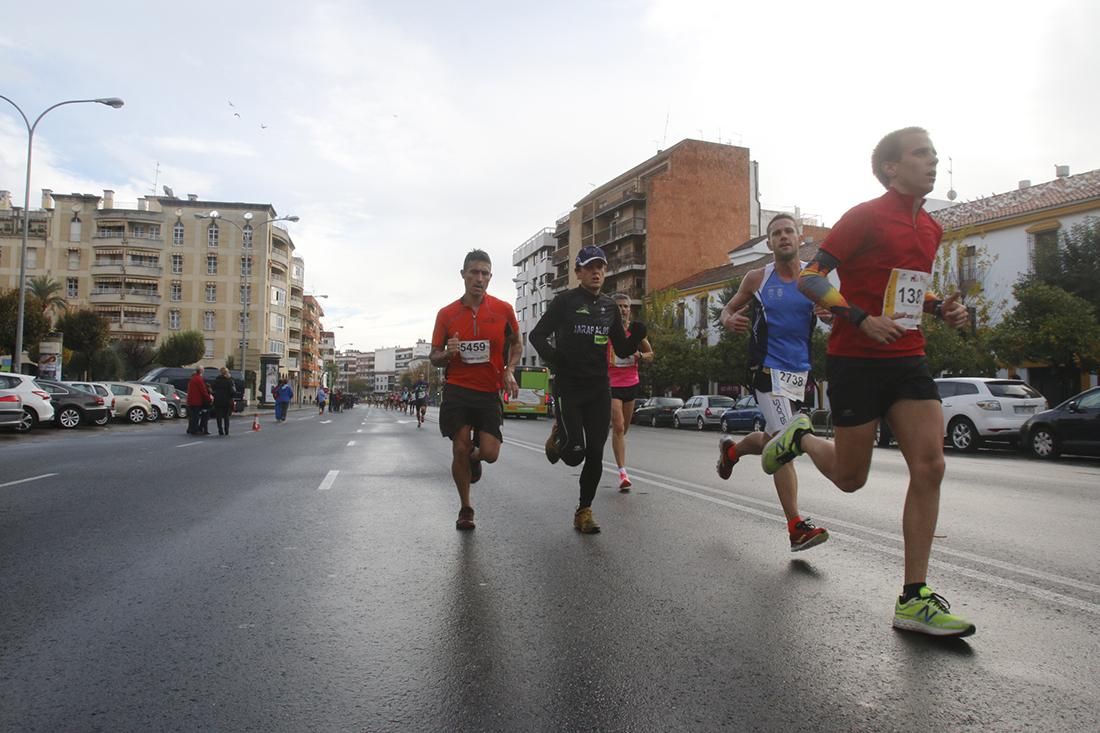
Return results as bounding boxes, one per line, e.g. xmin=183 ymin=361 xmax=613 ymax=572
xmin=233 ymin=112 xmax=241 ymax=119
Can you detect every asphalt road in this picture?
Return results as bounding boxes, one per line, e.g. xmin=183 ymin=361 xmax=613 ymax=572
xmin=2 ymin=407 xmax=1099 ymax=732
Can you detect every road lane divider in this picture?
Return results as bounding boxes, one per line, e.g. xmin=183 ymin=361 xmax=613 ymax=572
xmin=317 ymin=470 xmax=339 ymax=491
xmin=175 ymin=441 xmax=203 ymax=448
xmin=347 ymin=441 xmax=357 ymax=447
xmin=0 ymin=473 xmax=58 ymax=489
xmin=505 ymin=435 xmax=1100 ymax=615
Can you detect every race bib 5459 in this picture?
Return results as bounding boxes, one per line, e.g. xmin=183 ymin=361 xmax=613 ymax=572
xmin=459 ymin=340 xmax=490 ymax=363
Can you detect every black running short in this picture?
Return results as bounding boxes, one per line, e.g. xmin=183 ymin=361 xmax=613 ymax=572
xmin=610 ymin=384 xmax=640 ymax=402
xmin=826 ymin=355 xmax=939 ymax=427
xmin=438 ymin=383 xmax=503 ymax=441
xmin=414 ymin=398 xmax=426 ymax=409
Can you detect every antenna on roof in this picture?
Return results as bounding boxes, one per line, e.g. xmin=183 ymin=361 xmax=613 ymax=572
xmin=947 ymin=157 xmax=957 ymax=201
xmin=150 ymin=161 xmax=160 ymax=195
xmin=163 ymin=185 xmax=175 ymax=198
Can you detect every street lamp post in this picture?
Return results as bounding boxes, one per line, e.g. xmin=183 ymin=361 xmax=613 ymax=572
xmin=0 ymin=95 xmax=124 ymax=372
xmin=194 ymin=210 xmax=298 ymax=395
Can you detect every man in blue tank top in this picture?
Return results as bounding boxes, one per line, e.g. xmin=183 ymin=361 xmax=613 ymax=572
xmin=716 ymin=213 xmax=831 ymax=552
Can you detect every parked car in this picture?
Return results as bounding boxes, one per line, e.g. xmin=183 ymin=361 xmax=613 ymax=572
xmin=65 ymin=382 xmax=117 ymax=425
xmin=142 ymin=381 xmax=186 ymax=419
xmin=936 ymin=377 xmax=1047 ymax=452
xmin=632 ymin=397 xmax=684 ymax=427
xmin=36 ymin=379 xmax=109 ymax=429
xmin=0 ymin=373 xmax=55 ymax=432
xmin=0 ymin=390 xmax=24 ymax=429
xmin=1020 ymin=386 xmax=1100 ymax=460
xmin=130 ymin=383 xmax=169 ymax=421
xmin=102 ymin=382 xmax=157 ymax=424
xmin=720 ymin=395 xmax=766 ymax=433
xmin=673 ymin=394 xmax=736 ymax=430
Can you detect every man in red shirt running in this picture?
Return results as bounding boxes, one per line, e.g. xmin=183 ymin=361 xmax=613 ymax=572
xmin=763 ymin=127 xmax=976 ymax=637
xmin=430 ymin=249 xmax=521 ymax=531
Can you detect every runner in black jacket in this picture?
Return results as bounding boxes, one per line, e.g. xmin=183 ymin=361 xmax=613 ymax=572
xmin=529 ymin=245 xmax=647 ymax=533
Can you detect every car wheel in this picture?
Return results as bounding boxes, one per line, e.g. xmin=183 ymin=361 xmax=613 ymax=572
xmin=650 ymin=415 xmax=658 ymax=427
xmin=1028 ymin=426 xmax=1059 ymax=459
xmin=721 ymin=418 xmax=730 ymax=433
xmin=15 ymin=408 xmax=36 ymax=433
xmin=56 ymin=406 xmax=83 ymax=429
xmin=947 ymin=416 xmax=980 ymax=453
xmin=94 ymin=413 xmax=110 ymax=426
xmin=127 ymin=406 xmax=146 ymax=424
xmin=752 ymin=417 xmax=766 ymax=433
xmin=673 ymin=416 xmax=681 ymax=429
xmin=148 ymin=407 xmax=161 ymax=422
xmin=696 ymin=416 xmax=705 ymax=431
xmin=165 ymin=404 xmax=177 ymax=419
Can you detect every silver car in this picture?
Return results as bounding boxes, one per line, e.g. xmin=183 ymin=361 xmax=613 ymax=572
xmin=0 ymin=390 xmax=24 ymax=429
xmin=673 ymin=394 xmax=736 ymax=430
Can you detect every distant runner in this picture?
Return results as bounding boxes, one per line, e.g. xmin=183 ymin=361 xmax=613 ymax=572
xmin=608 ymin=292 xmax=653 ymax=492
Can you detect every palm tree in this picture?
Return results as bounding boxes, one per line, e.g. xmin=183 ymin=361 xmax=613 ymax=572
xmin=27 ymin=275 xmax=69 ymax=323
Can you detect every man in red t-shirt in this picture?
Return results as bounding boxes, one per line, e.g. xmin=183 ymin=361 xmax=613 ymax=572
xmin=430 ymin=249 xmax=520 ymax=531
xmin=762 ymin=127 xmax=976 ymax=638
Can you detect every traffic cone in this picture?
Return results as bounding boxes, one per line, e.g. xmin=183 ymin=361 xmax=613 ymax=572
xmin=252 ymin=414 xmax=261 ymax=432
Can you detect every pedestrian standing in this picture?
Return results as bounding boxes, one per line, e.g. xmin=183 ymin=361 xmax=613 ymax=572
xmin=211 ymin=367 xmax=236 ymax=436
xmin=430 ymin=249 xmax=521 ymax=531
xmin=316 ymin=385 xmax=327 ymax=415
xmin=186 ymin=366 xmax=212 ymax=435
xmin=529 ymin=245 xmax=647 ymax=533
xmin=274 ymin=378 xmax=293 ymax=422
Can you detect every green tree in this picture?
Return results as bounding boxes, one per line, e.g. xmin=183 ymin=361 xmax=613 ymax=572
xmin=0 ymin=289 xmax=50 ymax=359
xmin=55 ymin=309 xmax=111 ymax=354
xmin=989 ymin=282 xmax=1100 ymax=371
xmin=225 ymin=355 xmax=236 ymax=370
xmin=922 ymin=317 xmax=997 ymax=376
xmin=114 ymin=339 xmax=158 ymax=380
xmin=156 ymin=330 xmax=205 ymax=367
xmin=1022 ymin=219 xmax=1100 ymax=316
xmin=27 ymin=275 xmax=69 ymax=323
xmin=348 ymin=378 xmax=372 ymax=394
xmin=640 ymin=287 xmax=706 ymax=396
xmin=88 ymin=348 xmax=122 ymax=381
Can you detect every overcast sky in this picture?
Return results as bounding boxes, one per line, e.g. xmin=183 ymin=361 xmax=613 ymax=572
xmin=3 ymin=0 xmax=1098 ymax=353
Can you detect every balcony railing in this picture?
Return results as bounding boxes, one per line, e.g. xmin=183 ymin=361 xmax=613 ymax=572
xmin=126 ymin=263 xmax=163 ymax=276
xmin=91 ymin=262 xmax=126 ymax=275
xmin=288 ymin=316 xmax=302 ymax=331
xmin=595 ymin=188 xmax=645 ymax=217
xmin=90 ymin=289 xmax=161 ymax=304
xmin=585 ymin=217 xmax=646 ymax=247
xmin=270 ymin=247 xmax=290 ymax=266
xmin=115 ymin=320 xmax=161 ymax=333
xmin=550 ymin=273 xmax=569 ymax=291
xmin=606 ymin=251 xmax=647 ymax=276
xmin=552 ymin=246 xmax=570 ymax=266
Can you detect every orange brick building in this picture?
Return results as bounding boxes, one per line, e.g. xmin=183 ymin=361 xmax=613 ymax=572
xmin=550 ymin=139 xmax=760 ymax=301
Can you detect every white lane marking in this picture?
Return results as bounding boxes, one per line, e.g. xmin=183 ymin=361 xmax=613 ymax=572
xmin=175 ymin=442 xmax=203 ymax=448
xmin=356 ymin=429 xmax=363 ymax=433
xmin=317 ymin=470 xmax=339 ymax=491
xmin=505 ymin=436 xmax=1100 ymax=614
xmin=320 ymin=420 xmax=332 ymax=424
xmin=0 ymin=473 xmax=58 ymax=489
xmin=347 ymin=440 xmax=356 ymax=446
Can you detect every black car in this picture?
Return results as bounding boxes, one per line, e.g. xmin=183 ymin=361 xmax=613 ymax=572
xmin=1020 ymin=386 xmax=1100 ymax=459
xmin=37 ymin=379 xmax=110 ymax=429
xmin=631 ymin=396 xmax=684 ymax=427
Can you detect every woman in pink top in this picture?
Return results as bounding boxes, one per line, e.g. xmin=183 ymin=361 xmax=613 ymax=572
xmin=608 ymin=293 xmax=654 ymax=491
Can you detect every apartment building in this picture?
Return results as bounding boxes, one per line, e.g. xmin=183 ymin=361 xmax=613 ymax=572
xmin=550 ymin=139 xmax=761 ymax=306
xmin=319 ymin=330 xmax=335 ymax=386
xmin=511 ymin=228 xmax=555 ymax=367
xmin=333 ymin=340 xmax=429 ymax=394
xmin=301 ymin=295 xmax=324 ymax=393
xmin=0 ymin=188 xmax=302 ymax=383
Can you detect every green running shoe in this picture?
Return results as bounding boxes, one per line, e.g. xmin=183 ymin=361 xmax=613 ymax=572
xmin=761 ymin=413 xmax=812 ymax=475
xmin=893 ymin=586 xmax=976 ymax=637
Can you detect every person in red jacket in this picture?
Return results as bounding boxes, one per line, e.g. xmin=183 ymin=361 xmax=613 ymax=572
xmin=186 ymin=367 xmax=212 ymax=435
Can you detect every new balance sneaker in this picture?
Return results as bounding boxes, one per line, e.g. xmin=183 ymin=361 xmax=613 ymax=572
xmin=893 ymin=586 xmax=976 ymax=637
xmin=545 ymin=424 xmax=560 ymax=465
xmin=761 ymin=413 xmax=812 ymax=475
xmin=619 ymin=473 xmax=632 ymax=492
xmin=573 ymin=506 xmax=601 ymax=534
xmin=789 ymin=518 xmax=829 ymax=552
xmin=456 ymin=506 xmax=476 ymax=531
xmin=717 ymin=435 xmax=739 ymax=480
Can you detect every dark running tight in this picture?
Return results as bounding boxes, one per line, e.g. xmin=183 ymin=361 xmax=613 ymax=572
xmin=553 ymin=383 xmax=612 ymax=508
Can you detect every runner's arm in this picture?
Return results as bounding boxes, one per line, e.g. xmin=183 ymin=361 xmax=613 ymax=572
xmin=719 ymin=269 xmax=762 ymax=333
xmin=797 ymin=251 xmax=870 ymax=326
xmin=609 ymin=308 xmax=647 ymax=358
xmin=503 ymin=322 xmax=522 ymax=398
xmin=529 ymin=296 xmax=562 ymax=366
xmin=637 ymin=337 xmax=655 ymax=363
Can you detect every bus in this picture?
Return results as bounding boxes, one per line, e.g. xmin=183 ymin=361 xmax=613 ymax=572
xmin=502 ymin=365 xmax=551 ymax=418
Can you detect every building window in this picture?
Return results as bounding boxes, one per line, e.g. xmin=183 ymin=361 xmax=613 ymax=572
xmin=207 ymin=223 xmax=219 ymax=248
xmin=241 ymin=256 xmax=252 ymax=276
xmin=268 ymin=339 xmax=285 ymax=355
xmin=271 ymin=313 xmax=286 ymax=332
xmin=204 ymin=311 xmax=216 ymax=330
xmin=26 ymin=248 xmax=38 ymax=269
xmin=242 ymin=224 xmax=253 ymax=248
xmin=204 ymin=338 xmax=215 ymax=359
xmin=173 ymin=221 xmax=184 ymax=246
xmin=959 ymin=245 xmax=977 ymax=286
xmin=1029 ymin=229 xmax=1060 ymax=275
xmin=68 ymin=249 xmax=80 ymax=270
xmin=66 ymin=277 xmax=78 ymax=298
xmin=69 ymin=215 xmax=82 ymax=243
xmin=292 ymin=263 xmax=304 ymax=282
xmin=271 ymin=286 xmax=286 ymax=306
xmin=170 ymin=281 xmax=182 ymax=301
xmin=240 ymin=284 xmax=251 ymax=304
xmin=205 ymin=283 xmax=217 ymax=303
xmin=169 ymin=309 xmax=181 ymax=330
xmin=171 ymin=254 xmax=183 ymax=274
xmin=206 ymin=253 xmax=218 ymax=275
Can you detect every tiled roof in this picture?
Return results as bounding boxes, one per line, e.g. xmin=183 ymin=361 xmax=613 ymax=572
xmin=667 ymin=241 xmax=821 ymax=293
xmin=932 ymin=168 xmax=1100 ymax=230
